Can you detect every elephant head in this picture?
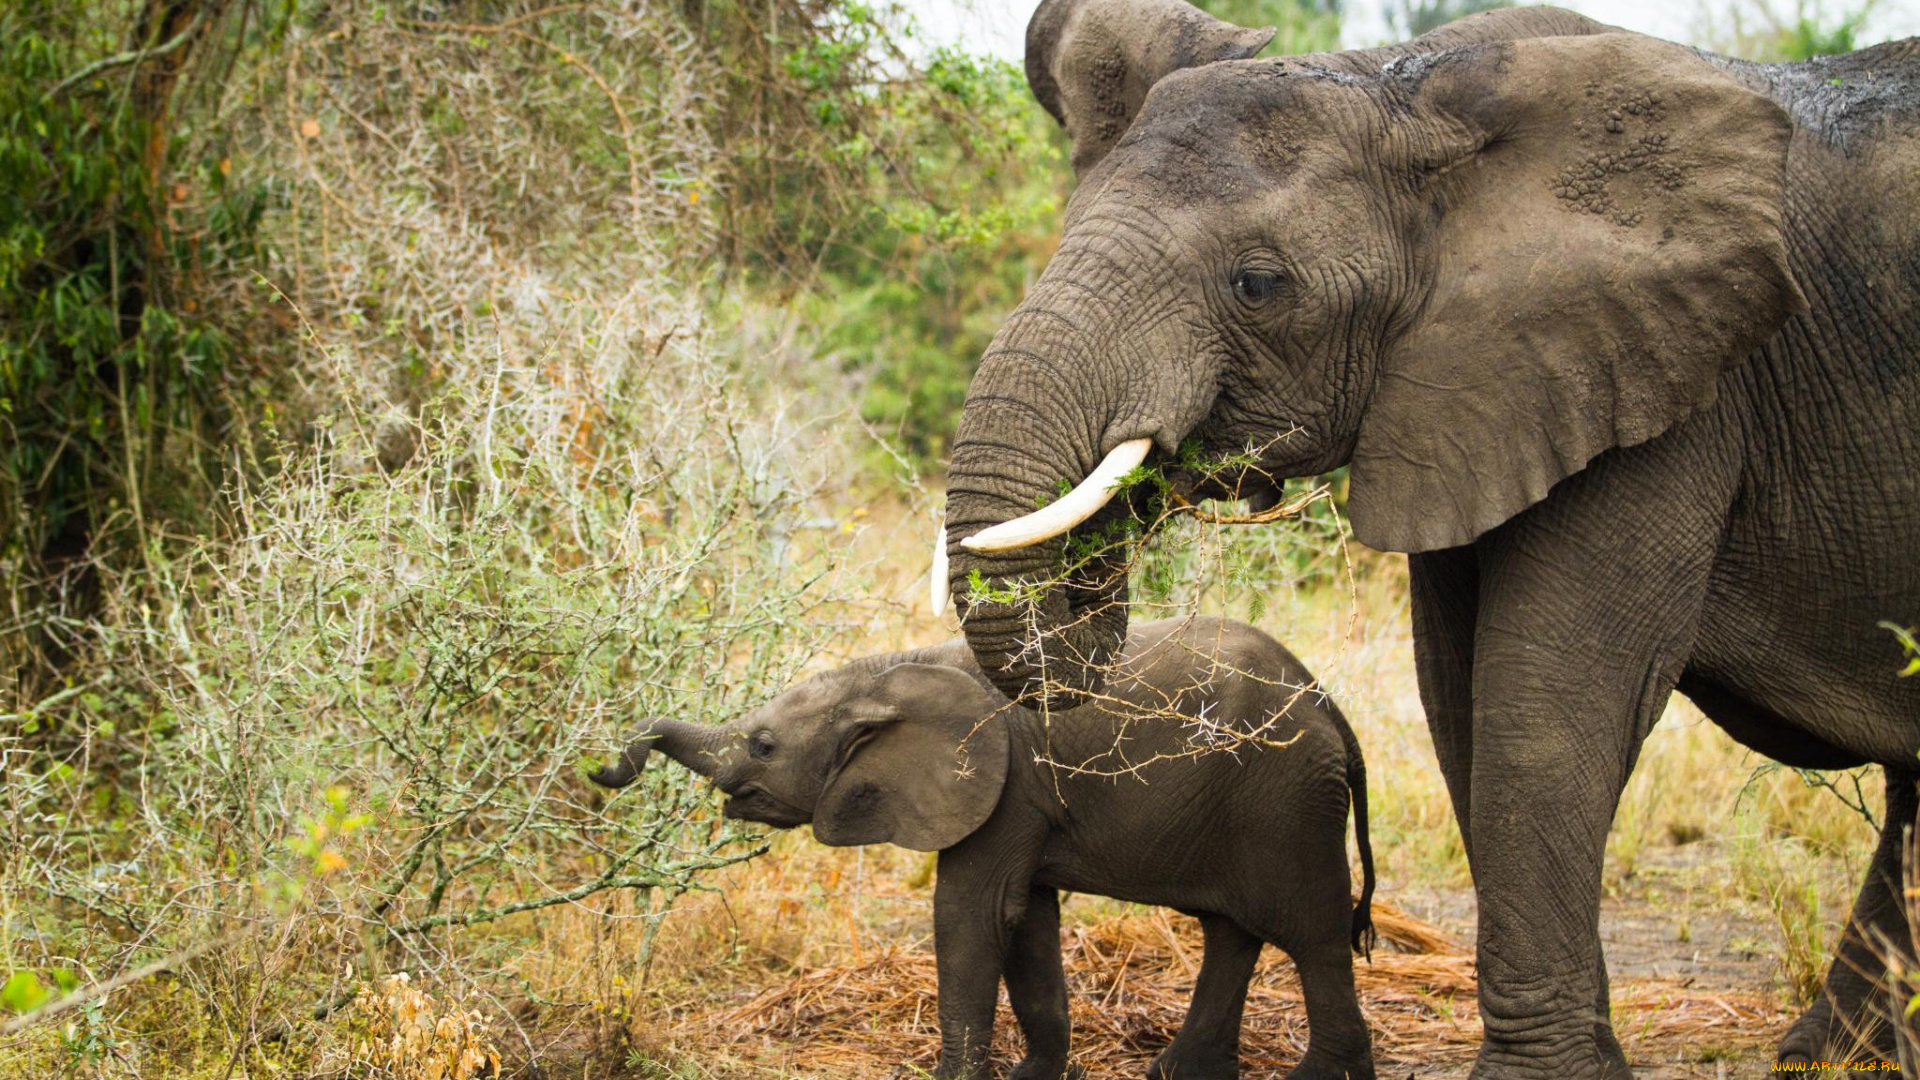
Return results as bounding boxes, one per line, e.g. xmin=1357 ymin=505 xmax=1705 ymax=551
xmin=945 ymin=2 xmax=1806 ymax=703
xmin=589 ymin=659 xmax=1012 ymax=851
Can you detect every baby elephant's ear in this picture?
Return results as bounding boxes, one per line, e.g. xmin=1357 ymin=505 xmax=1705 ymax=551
xmin=813 ymin=664 xmax=1012 ymax=852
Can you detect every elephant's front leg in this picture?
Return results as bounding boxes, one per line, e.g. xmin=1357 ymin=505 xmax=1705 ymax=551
xmin=1463 ymin=508 xmax=1718 ymax=1079
xmin=932 ymin=847 xmax=1030 ymax=1079
xmin=1415 ymin=547 xmax=1632 ymax=1070
xmin=1468 ymin=729 xmax=1630 ymax=1079
xmin=1466 ymin=651 xmax=1673 ymax=1078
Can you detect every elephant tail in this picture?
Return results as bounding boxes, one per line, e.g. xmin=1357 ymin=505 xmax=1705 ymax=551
xmin=1332 ymin=699 xmax=1376 ymax=959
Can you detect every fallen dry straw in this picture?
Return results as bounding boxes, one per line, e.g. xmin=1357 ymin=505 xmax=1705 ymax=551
xmin=646 ymin=899 xmax=1790 ymax=1076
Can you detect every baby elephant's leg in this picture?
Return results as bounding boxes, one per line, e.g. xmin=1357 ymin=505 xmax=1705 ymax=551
xmin=1004 ymin=886 xmax=1080 ymax=1080
xmin=1148 ymin=914 xmax=1262 ymax=1080
xmin=933 ymin=866 xmax=1015 ymax=1080
xmin=1286 ymin=936 xmax=1374 ymax=1080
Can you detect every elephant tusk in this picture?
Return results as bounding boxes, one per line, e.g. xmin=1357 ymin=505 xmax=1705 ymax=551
xmin=960 ymin=438 xmax=1154 ymax=554
xmin=930 ymin=527 xmax=949 ymax=618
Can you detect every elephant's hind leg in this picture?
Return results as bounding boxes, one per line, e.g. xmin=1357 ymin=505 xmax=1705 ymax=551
xmin=1280 ymin=932 xmax=1375 ymax=1080
xmin=1244 ymin=866 xmax=1375 ymax=1080
xmin=1147 ymin=914 xmax=1262 ymax=1080
xmin=1777 ymin=762 xmax=1917 ymax=1065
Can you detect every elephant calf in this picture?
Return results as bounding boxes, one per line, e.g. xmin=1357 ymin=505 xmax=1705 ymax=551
xmin=591 ymin=616 xmax=1376 ymax=1080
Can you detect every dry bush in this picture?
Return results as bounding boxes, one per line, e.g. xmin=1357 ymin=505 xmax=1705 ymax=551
xmin=351 ymin=972 xmax=502 ymax=1080
xmin=0 ymin=271 xmax=880 ymax=1075
xmin=1 ymin=3 xmax=907 ymax=1075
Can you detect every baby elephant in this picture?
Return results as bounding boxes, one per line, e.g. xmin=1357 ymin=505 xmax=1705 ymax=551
xmin=592 ymin=616 xmax=1375 ymax=1080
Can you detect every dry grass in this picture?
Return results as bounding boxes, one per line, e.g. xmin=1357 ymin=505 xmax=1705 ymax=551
xmin=612 ymin=865 xmax=1789 ymax=1078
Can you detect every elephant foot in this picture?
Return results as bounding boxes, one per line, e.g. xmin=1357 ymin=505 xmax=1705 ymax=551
xmin=1146 ymin=1044 xmax=1238 ymax=1080
xmin=1466 ymin=1037 xmax=1633 ymax=1080
xmin=930 ymin=1058 xmax=989 ymax=1080
xmin=1777 ymin=989 xmax=1895 ymax=1065
xmin=1009 ymin=1056 xmax=1082 ymax=1080
xmin=1283 ymin=1056 xmax=1376 ymax=1080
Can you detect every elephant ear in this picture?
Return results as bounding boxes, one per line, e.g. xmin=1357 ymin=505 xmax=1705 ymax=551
xmin=813 ymin=663 xmax=1011 ymax=852
xmin=1347 ymin=33 xmax=1806 ymax=554
xmin=1027 ymin=0 xmax=1274 ymax=176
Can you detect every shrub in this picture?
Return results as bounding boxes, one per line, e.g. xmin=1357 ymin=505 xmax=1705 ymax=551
xmin=1 ymin=4 xmax=886 ymax=1069
xmin=1 ymin=268 xmax=879 ymax=1072
xmin=1 ymin=0 xmax=267 ymax=675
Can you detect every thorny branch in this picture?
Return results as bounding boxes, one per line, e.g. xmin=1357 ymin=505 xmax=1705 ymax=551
xmin=973 ymin=469 xmax=1360 ymax=780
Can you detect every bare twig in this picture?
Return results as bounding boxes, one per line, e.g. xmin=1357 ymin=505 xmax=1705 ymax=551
xmin=1169 ymin=484 xmax=1331 ymax=525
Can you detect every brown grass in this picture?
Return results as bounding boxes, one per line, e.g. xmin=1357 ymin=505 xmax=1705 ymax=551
xmin=617 ymin=891 xmax=1787 ymax=1078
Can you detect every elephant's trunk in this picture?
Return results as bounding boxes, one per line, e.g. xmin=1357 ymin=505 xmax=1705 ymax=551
xmin=944 ymin=230 xmax=1215 ymax=705
xmin=943 ymin=517 xmax=1132 ymax=707
xmin=588 ymin=717 xmax=737 ymax=788
xmin=943 ymin=334 xmax=1146 ymax=706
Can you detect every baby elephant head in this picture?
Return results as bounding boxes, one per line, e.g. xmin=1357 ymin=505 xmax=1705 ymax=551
xmin=589 ymin=661 xmax=1012 ymax=852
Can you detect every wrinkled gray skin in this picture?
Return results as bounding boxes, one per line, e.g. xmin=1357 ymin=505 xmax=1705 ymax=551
xmin=943 ymin=2 xmax=1920 ymax=1077
xmin=592 ymin=617 xmax=1376 ymax=1080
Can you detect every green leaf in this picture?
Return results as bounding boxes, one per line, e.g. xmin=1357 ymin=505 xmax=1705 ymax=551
xmin=1 ymin=970 xmax=52 ymax=1015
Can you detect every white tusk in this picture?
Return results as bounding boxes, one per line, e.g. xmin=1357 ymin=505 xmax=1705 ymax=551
xmin=960 ymin=438 xmax=1154 ymax=554
xmin=930 ymin=527 xmax=949 ymax=618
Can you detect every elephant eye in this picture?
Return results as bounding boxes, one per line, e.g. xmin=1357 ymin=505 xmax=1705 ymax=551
xmin=747 ymin=732 xmax=774 ymax=760
xmin=1232 ymin=269 xmax=1282 ymax=306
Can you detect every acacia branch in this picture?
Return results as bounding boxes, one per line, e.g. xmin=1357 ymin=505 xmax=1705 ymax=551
xmin=385 ymin=846 xmax=767 ymax=936
xmin=1167 ymin=485 xmax=1330 ymax=525
xmin=43 ymin=13 xmax=203 ymax=100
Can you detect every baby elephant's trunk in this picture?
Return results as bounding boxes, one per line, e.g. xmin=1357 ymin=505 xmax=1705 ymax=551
xmin=588 ymin=717 xmax=736 ymax=788
xmin=588 ymin=733 xmax=657 ymax=789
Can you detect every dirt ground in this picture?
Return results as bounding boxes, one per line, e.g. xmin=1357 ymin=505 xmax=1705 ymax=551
xmin=1389 ymin=849 xmax=1791 ymax=1079
xmin=628 ymin=835 xmax=1797 ymax=1079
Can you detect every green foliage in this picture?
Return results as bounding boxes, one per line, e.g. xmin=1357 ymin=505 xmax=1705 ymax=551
xmin=1199 ymin=0 xmax=1343 ymax=55
xmin=1695 ymin=0 xmax=1882 ymax=61
xmin=0 ymin=1 xmax=266 ymax=610
xmin=963 ymin=440 xmax=1354 ymax=637
xmin=745 ymin=39 xmax=1067 ymax=463
xmin=1885 ymin=620 xmax=1920 ymax=677
xmin=2 ymin=969 xmax=57 ymax=1014
xmin=1774 ymin=6 xmax=1871 ymax=59
xmin=1131 ymin=479 xmax=1351 ymax=622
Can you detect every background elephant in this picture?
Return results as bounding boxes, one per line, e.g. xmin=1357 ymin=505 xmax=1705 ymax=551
xmin=592 ymin=617 xmax=1377 ymax=1080
xmin=940 ymin=2 xmax=1920 ymax=1077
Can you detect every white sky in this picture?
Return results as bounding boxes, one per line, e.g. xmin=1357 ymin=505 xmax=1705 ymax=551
xmin=898 ymin=0 xmax=1918 ymax=63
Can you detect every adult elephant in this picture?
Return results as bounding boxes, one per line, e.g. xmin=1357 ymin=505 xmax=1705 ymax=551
xmin=939 ymin=1 xmax=1920 ymax=1076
